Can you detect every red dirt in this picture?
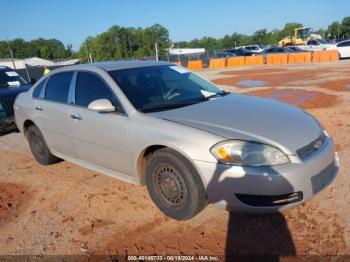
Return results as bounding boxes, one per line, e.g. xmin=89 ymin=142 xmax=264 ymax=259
xmin=319 ymin=79 xmax=350 ymax=91
xmin=245 ymin=88 xmax=338 ymax=109
xmin=0 ymin=183 xmax=28 ymax=223
xmin=213 ymin=68 xmax=340 ymax=88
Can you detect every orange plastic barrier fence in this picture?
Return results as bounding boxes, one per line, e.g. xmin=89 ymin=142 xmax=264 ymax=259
xmin=187 ymin=60 xmax=203 ymax=70
xmin=312 ymin=51 xmax=322 ymax=63
xmin=288 ymin=52 xmax=312 ymax=64
xmin=244 ymin=55 xmax=264 ymax=66
xmin=266 ymin=54 xmax=288 ymax=65
xmin=209 ymin=58 xmax=226 ymax=69
xmin=312 ymin=50 xmax=339 ymax=63
xmin=227 ymin=56 xmax=245 ymax=67
xmin=173 ymin=61 xmax=182 ymax=66
xmin=328 ymin=50 xmax=340 ymax=61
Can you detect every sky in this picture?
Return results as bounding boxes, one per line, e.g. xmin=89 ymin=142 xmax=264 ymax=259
xmin=0 ymin=0 xmax=349 ymax=50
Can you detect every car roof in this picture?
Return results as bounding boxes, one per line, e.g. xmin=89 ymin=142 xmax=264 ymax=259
xmin=337 ymin=39 xmax=350 ymax=44
xmin=52 ymin=60 xmax=173 ymax=73
xmin=0 ymin=66 xmax=11 ymax=71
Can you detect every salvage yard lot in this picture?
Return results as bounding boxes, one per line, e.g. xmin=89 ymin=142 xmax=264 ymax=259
xmin=0 ymin=61 xmax=350 ymax=257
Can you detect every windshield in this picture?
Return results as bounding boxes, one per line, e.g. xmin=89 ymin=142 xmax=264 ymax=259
xmin=109 ymin=65 xmax=225 ymax=112
xmin=318 ymin=39 xmax=330 ymax=44
xmin=0 ymin=69 xmax=28 ymax=88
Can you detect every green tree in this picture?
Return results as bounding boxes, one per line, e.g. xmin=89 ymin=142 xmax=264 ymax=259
xmin=326 ymin=21 xmax=341 ymax=39
xmin=341 ymin=16 xmax=350 ymax=38
xmin=78 ymin=24 xmax=171 ymax=61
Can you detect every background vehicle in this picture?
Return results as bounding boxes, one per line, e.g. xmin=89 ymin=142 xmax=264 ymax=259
xmin=298 ymin=39 xmax=336 ymax=52
xmin=279 ymin=27 xmax=323 ymax=46
xmin=333 ymin=39 xmax=350 ymax=58
xmin=226 ymin=48 xmax=254 ymax=56
xmin=237 ymin=45 xmax=265 ymax=53
xmin=0 ymin=66 xmax=31 ymax=131
xmin=262 ymin=47 xmax=292 ymax=55
xmin=286 ymin=46 xmax=307 ymax=53
xmin=211 ymin=52 xmax=237 ymax=59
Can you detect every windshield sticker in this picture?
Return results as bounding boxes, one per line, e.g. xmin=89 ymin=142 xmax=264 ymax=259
xmin=201 ymin=90 xmax=217 ymax=97
xmin=170 ymin=66 xmax=190 ymax=74
xmin=5 ymin=71 xmax=19 ymax=77
xmin=7 ymin=81 xmax=20 ymax=87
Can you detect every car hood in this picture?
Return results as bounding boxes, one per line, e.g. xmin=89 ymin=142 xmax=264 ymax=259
xmin=150 ymin=94 xmax=322 ymax=154
xmin=0 ymin=84 xmax=31 ymax=98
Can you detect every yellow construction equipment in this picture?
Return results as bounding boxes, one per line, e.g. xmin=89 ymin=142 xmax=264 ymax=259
xmin=279 ymin=27 xmax=315 ymax=46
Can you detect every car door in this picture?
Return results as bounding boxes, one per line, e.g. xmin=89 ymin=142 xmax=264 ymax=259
xmin=337 ymin=41 xmax=350 ymax=58
xmin=68 ymin=71 xmax=131 ymax=175
xmin=33 ymin=71 xmax=77 ymax=157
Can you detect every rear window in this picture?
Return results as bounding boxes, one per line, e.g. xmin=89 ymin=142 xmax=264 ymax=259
xmin=0 ymin=69 xmax=28 ymax=88
xmin=45 ymin=72 xmax=73 ymax=103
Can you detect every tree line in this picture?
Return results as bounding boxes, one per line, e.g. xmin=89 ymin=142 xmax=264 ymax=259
xmin=0 ymin=38 xmax=72 ymax=60
xmin=0 ymin=17 xmax=349 ymax=61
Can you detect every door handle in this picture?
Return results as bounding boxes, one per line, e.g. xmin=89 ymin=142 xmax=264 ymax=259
xmin=34 ymin=106 xmax=43 ymax=111
xmin=70 ymin=114 xmax=83 ymax=120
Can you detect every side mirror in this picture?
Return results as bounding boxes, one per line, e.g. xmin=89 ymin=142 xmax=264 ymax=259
xmin=88 ymin=99 xmax=115 ymax=113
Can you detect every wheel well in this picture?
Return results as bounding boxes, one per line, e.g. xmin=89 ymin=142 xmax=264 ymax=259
xmin=137 ymin=145 xmax=165 ymax=185
xmin=23 ymin=120 xmax=35 ymax=136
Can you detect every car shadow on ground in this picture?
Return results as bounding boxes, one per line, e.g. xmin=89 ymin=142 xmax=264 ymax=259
xmin=206 ymin=160 xmax=296 ymax=260
xmin=224 ymin=212 xmax=295 ymax=260
xmin=0 ymin=128 xmax=18 ymax=136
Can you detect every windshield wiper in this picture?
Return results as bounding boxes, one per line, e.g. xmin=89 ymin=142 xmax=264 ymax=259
xmin=204 ymin=91 xmax=229 ymax=100
xmin=139 ymin=100 xmax=202 ymax=113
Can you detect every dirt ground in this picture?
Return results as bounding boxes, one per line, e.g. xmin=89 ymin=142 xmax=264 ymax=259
xmin=1 ymin=61 xmax=350 ymax=259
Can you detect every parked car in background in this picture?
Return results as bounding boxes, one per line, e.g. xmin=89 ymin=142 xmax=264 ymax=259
xmin=286 ymin=46 xmax=307 ymax=53
xmin=0 ymin=66 xmax=31 ymax=131
xmin=212 ymin=52 xmax=237 ymax=59
xmin=226 ymin=48 xmax=254 ymax=56
xmin=298 ymin=39 xmax=336 ymax=52
xmin=15 ymin=61 xmax=339 ymax=220
xmin=262 ymin=47 xmax=292 ymax=55
xmin=332 ymin=39 xmax=350 ymax=58
xmin=237 ymin=45 xmax=265 ymax=53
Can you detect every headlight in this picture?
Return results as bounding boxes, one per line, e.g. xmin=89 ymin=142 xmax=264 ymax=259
xmin=210 ymin=140 xmax=290 ymax=166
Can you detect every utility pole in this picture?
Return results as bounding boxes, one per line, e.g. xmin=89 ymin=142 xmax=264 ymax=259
xmin=24 ymin=63 xmax=31 ymax=83
xmin=155 ymin=42 xmax=159 ymax=61
xmin=337 ymin=23 xmax=340 ymax=39
xmin=128 ymin=33 xmax=132 ymax=53
xmin=6 ymin=40 xmax=16 ymax=69
xmin=89 ymin=53 xmax=93 ymax=63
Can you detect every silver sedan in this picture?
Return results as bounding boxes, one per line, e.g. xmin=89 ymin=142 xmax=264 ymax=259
xmin=14 ymin=61 xmax=339 ymax=220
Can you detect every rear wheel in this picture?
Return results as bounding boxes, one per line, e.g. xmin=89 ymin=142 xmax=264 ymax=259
xmin=27 ymin=125 xmax=60 ymax=165
xmin=145 ymin=148 xmax=207 ymax=220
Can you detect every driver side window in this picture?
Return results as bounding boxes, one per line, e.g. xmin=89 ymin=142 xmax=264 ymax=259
xmin=75 ymin=72 xmax=122 ymax=112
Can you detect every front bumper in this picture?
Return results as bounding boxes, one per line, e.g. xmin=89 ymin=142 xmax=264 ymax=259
xmin=195 ymin=136 xmax=339 ymax=212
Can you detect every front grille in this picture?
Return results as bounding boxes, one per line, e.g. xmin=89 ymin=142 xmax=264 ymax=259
xmin=311 ymin=161 xmax=337 ymax=194
xmin=0 ymin=97 xmax=16 ymax=118
xmin=236 ymin=192 xmax=303 ymax=207
xmin=297 ymin=133 xmax=326 ymax=160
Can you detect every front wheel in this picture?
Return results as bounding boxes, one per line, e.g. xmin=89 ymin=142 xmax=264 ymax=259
xmin=27 ymin=125 xmax=60 ymax=165
xmin=145 ymin=148 xmax=207 ymax=220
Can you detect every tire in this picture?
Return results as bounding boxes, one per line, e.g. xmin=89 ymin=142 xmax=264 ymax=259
xmin=145 ymin=148 xmax=207 ymax=220
xmin=27 ymin=125 xmax=60 ymax=165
